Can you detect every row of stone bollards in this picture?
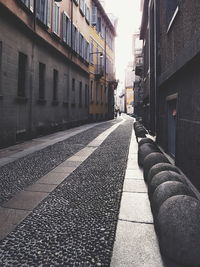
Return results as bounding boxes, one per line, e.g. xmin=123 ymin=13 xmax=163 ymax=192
xmin=133 ymin=122 xmax=200 ymax=267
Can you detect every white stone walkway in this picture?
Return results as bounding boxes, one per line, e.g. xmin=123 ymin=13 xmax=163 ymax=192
xmin=111 ymin=130 xmax=164 ymax=267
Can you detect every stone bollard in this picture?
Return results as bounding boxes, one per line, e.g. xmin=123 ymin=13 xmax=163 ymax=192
xmin=138 ymin=137 xmax=154 ymax=147
xmin=157 ymin=195 xmax=200 ymax=266
xmin=147 ymin=163 xmax=180 ymax=186
xmin=149 ymin=170 xmax=186 ymax=199
xmin=138 ymin=143 xmax=160 ymax=167
xmin=151 ymin=181 xmax=195 ymax=217
xmin=143 ymin=152 xmax=169 ymax=181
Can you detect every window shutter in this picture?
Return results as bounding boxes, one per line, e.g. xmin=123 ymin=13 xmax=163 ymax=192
xmin=67 ymin=19 xmax=71 ymax=46
xmin=36 ymin=0 xmax=41 ymax=19
xmin=62 ymin=13 xmax=67 ymax=42
xmin=47 ymin=0 xmax=51 ymax=28
xmin=92 ymin=6 xmax=97 ymax=25
xmin=29 ymin=0 xmax=34 ymax=12
xmin=57 ymin=6 xmax=60 ymax=35
xmin=52 ymin=3 xmax=56 ymax=32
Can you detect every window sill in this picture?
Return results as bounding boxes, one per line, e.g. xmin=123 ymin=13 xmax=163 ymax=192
xmin=37 ymin=99 xmax=46 ymax=105
xmin=167 ymin=6 xmax=179 ymax=33
xmin=51 ymin=32 xmax=60 ymax=41
xmin=15 ymin=96 xmax=28 ymax=103
xmin=52 ymin=100 xmax=59 ymax=106
xmin=37 ymin=19 xmax=49 ymax=30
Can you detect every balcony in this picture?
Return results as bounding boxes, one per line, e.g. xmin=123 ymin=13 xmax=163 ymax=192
xmin=95 ymin=64 xmax=104 ymax=80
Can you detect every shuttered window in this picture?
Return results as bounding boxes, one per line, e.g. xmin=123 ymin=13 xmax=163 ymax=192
xmin=79 ymin=0 xmax=85 ymax=16
xmin=20 ymin=0 xmax=33 ymax=12
xmin=36 ymin=0 xmax=51 ymax=27
xmin=63 ymin=12 xmax=71 ymax=46
xmin=52 ymin=3 xmax=60 ymax=36
xmin=92 ymin=5 xmax=97 ymax=25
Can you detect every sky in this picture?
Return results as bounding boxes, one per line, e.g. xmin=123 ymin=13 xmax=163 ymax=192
xmin=104 ymin=0 xmax=142 ymax=86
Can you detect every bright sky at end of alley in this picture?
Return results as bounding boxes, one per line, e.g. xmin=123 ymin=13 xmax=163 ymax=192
xmin=104 ymin=0 xmax=142 ymax=84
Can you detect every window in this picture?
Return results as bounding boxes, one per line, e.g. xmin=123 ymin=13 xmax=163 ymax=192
xmin=53 ymin=69 xmax=58 ymax=101
xmin=92 ymin=5 xmax=97 ymax=25
xmin=36 ymin=0 xmax=51 ymax=27
xmin=90 ymin=42 xmax=94 ymax=64
xmin=79 ymin=81 xmax=82 ymax=106
xmin=0 ymin=41 xmax=2 ymax=96
xmin=79 ymin=34 xmax=84 ymax=57
xmin=90 ymin=80 xmax=93 ymax=103
xmin=166 ymin=0 xmax=179 ymax=31
xmin=63 ymin=73 xmax=69 ymax=104
xmin=97 ymin=17 xmax=102 ymax=33
xmin=18 ymin=52 xmax=27 ymax=97
xmin=62 ymin=12 xmax=71 ymax=46
xmin=100 ymin=85 xmax=103 ymax=104
xmin=85 ymin=5 xmax=90 ymax=24
xmin=71 ymin=78 xmax=76 ymax=105
xmin=20 ymin=0 xmax=34 ymax=12
xmin=85 ymin=84 xmax=88 ymax=107
xmin=85 ymin=41 xmax=90 ymax=63
xmin=96 ymin=83 xmax=98 ymax=104
xmin=39 ymin=62 xmax=45 ymax=100
xmin=72 ymin=25 xmax=78 ymax=52
xmin=52 ymin=2 xmax=60 ymax=36
xmin=79 ymin=0 xmax=85 ymax=16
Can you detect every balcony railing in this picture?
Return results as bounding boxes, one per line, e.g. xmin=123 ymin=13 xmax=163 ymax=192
xmin=95 ymin=64 xmax=104 ymax=79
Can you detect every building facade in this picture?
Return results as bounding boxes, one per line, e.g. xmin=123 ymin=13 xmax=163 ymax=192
xmin=125 ymin=61 xmax=134 ymax=114
xmin=0 ymin=0 xmax=116 ymax=147
xmin=132 ymin=32 xmax=143 ymax=119
xmin=89 ymin=0 xmax=117 ymax=121
xmin=139 ymin=0 xmax=200 ymax=190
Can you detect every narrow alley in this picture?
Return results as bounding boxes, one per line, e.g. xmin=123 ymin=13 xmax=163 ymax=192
xmin=0 ymin=115 xmax=163 ymax=266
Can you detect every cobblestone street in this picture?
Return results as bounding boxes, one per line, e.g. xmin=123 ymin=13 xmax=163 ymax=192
xmin=0 ymin=115 xmax=162 ymax=266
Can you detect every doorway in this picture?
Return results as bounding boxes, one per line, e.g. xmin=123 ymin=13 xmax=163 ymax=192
xmin=167 ymin=97 xmax=177 ymax=157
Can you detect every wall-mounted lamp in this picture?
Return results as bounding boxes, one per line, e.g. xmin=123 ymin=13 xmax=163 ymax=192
xmin=90 ymin=52 xmax=104 ymax=58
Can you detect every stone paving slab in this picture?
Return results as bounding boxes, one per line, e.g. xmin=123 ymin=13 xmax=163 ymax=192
xmin=51 ymin=166 xmax=76 ymax=173
xmin=0 ymin=207 xmax=30 ymax=241
xmin=119 ymin=192 xmax=153 ymax=223
xmin=2 ymin=191 xmax=48 ymax=211
xmin=125 ymin=169 xmax=143 ymax=179
xmin=37 ymin=172 xmax=66 ymax=185
xmin=24 ymin=183 xmax=57 ymax=193
xmin=111 ymin=221 xmax=164 ymax=267
xmin=58 ymin=160 xmax=82 ymax=168
xmin=123 ymin=180 xmax=147 ymax=193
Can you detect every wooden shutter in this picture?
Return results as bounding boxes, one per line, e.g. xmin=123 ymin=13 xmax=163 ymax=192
xmin=92 ymin=6 xmax=97 ymax=25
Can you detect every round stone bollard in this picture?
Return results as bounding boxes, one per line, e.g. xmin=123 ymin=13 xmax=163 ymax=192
xmin=143 ymin=152 xmax=169 ymax=181
xmin=149 ymin=170 xmax=186 ymax=198
xmin=147 ymin=163 xmax=180 ymax=186
xmin=157 ymin=195 xmax=200 ymax=266
xmin=138 ymin=138 xmax=154 ymax=147
xmin=133 ymin=122 xmax=142 ymax=130
xmin=138 ymin=143 xmax=160 ymax=167
xmin=151 ymin=181 xmax=195 ymax=217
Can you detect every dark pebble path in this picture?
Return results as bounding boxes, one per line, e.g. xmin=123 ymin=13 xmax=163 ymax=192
xmin=0 ymin=118 xmax=133 ymax=266
xmin=0 ymin=120 xmax=119 ymax=204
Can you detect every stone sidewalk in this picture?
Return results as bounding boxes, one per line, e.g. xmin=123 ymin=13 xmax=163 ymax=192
xmin=0 ymin=115 xmax=165 ymax=266
xmin=111 ymin=130 xmax=164 ymax=267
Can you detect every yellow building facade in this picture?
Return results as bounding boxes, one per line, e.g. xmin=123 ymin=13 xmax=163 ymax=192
xmin=88 ymin=0 xmax=117 ymax=121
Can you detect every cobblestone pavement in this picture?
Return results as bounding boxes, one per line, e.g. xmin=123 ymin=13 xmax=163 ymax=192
xmin=0 ymin=118 xmax=133 ymax=266
xmin=0 ymin=119 xmax=121 ymax=204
